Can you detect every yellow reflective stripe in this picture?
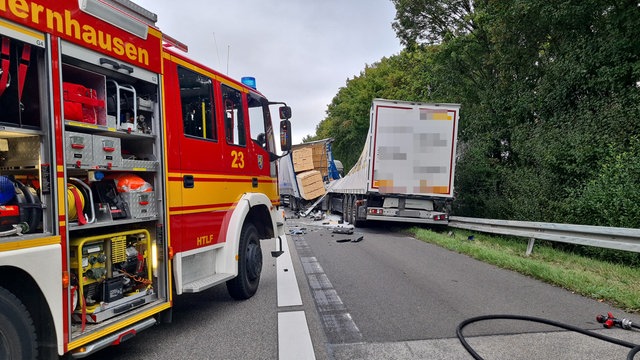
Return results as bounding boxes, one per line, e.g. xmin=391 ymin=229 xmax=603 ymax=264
xmin=0 ymin=18 xmax=44 ymax=42
xmin=167 ymin=55 xmax=246 ymax=92
xmin=0 ymin=236 xmax=60 ymax=252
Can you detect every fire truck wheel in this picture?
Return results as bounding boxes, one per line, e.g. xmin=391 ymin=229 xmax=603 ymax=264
xmin=227 ymin=222 xmax=262 ymax=300
xmin=0 ymin=286 xmax=37 ymax=360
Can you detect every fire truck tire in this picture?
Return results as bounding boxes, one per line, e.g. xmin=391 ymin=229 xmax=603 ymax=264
xmin=226 ymin=222 xmax=262 ymax=300
xmin=0 ymin=286 xmax=37 ymax=360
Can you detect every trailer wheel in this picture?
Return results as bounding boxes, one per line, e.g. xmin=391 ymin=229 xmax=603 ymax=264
xmin=0 ymin=286 xmax=37 ymax=360
xmin=349 ymin=195 xmax=356 ymax=224
xmin=352 ymin=197 xmax=364 ymax=228
xmin=351 ymin=196 xmax=365 ymax=228
xmin=227 ymin=222 xmax=262 ymax=300
xmin=341 ymin=195 xmax=348 ymax=223
xmin=344 ymin=195 xmax=352 ymax=224
xmin=349 ymin=195 xmax=354 ymax=224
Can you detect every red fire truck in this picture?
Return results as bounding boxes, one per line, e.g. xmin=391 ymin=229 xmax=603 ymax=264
xmin=0 ymin=0 xmax=292 ymax=358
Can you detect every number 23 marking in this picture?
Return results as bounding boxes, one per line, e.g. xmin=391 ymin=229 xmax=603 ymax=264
xmin=231 ymin=150 xmax=245 ymax=168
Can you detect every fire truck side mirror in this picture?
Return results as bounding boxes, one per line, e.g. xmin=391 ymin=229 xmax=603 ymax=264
xmin=280 ymin=119 xmax=292 ymax=152
xmin=279 ymin=106 xmax=292 ymax=120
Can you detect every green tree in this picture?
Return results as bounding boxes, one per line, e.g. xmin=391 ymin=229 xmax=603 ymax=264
xmin=392 ymin=0 xmax=640 ymax=224
xmin=391 ymin=0 xmax=478 ymax=46
xmin=309 ymin=0 xmax=640 ymax=227
xmin=315 ymin=51 xmax=441 ymax=170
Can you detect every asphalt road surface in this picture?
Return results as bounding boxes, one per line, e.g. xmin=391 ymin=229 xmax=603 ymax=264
xmin=85 ymin=233 xmax=328 ymax=360
xmin=83 ymin=211 xmax=640 ymax=360
xmin=286 ymin=213 xmax=640 ymax=360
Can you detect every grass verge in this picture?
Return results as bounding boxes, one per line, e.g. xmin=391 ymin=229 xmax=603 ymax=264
xmin=408 ymin=227 xmax=640 ymax=313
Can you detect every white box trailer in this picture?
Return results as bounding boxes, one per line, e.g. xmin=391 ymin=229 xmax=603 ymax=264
xmin=327 ymin=98 xmax=460 ymax=226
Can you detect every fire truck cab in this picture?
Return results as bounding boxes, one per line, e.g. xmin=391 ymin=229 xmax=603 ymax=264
xmin=0 ymin=1 xmax=290 ymax=358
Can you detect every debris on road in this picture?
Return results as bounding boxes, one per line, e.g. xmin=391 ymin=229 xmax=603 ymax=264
xmin=332 ymin=224 xmax=354 ymax=235
xmin=289 ymin=227 xmax=307 ymax=235
xmin=310 ymin=210 xmax=324 ymax=221
xmin=335 ymin=233 xmax=364 ymax=244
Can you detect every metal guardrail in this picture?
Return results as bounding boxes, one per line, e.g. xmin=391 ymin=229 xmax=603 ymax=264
xmin=448 ymin=216 xmax=640 ymax=255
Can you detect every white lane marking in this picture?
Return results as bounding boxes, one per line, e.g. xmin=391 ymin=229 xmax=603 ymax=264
xmin=295 ymin=238 xmax=363 ymax=343
xmin=278 ymin=311 xmax=316 ymax=360
xmin=276 ymin=235 xmax=303 ymax=307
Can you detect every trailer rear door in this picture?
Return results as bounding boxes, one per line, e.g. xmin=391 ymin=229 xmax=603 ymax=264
xmin=369 ymin=100 xmax=460 ymax=197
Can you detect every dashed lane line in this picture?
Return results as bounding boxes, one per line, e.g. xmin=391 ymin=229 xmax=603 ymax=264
xmin=276 ymin=235 xmax=316 ymax=360
xmin=278 ymin=311 xmax=315 ymax=360
xmin=276 ymin=233 xmax=303 ymax=307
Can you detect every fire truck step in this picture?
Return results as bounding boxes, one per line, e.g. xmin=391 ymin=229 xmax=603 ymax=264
xmin=182 ymin=273 xmax=235 ymax=293
xmin=70 ymin=317 xmax=157 ymax=358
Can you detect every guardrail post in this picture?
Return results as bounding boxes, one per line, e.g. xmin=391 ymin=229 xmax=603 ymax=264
xmin=526 ymin=238 xmax=536 ymax=256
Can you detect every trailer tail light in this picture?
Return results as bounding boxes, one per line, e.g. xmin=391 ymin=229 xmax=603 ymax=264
xmin=369 ymin=208 xmax=383 ymax=215
xmin=433 ymin=214 xmax=447 ymax=221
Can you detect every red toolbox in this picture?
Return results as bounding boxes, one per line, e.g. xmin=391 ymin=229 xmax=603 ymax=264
xmin=63 ymin=82 xmax=105 ymax=124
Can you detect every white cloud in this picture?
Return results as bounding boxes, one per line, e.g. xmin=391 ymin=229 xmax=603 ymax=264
xmin=134 ymin=0 xmax=402 ymax=144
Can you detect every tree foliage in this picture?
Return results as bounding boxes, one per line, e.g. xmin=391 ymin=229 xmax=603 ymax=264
xmin=311 ymin=51 xmax=439 ymax=169
xmin=310 ymin=0 xmax=640 ymax=228
xmin=391 ymin=0 xmax=478 ymax=46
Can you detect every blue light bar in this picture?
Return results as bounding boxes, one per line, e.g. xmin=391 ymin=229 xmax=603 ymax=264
xmin=241 ymin=77 xmax=256 ymax=90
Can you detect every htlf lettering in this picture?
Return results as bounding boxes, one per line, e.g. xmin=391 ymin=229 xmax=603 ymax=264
xmin=196 ymin=234 xmax=214 ymax=246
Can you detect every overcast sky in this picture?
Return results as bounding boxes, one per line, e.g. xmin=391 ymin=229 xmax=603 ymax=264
xmin=134 ymin=0 xmax=403 ymax=145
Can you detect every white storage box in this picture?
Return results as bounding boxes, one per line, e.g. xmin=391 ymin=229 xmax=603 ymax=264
xmin=121 ymin=191 xmax=156 ymax=219
xmin=65 ymin=131 xmax=93 ymax=168
xmin=92 ymin=135 xmax=122 ymax=169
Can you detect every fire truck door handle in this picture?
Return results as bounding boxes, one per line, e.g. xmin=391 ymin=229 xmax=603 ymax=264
xmin=252 ymin=178 xmax=258 ymax=188
xmin=119 ymin=63 xmax=134 ymax=74
xmin=99 ymin=58 xmax=133 ymax=74
xmin=183 ymin=175 xmax=194 ymax=188
xmin=99 ymin=58 xmax=119 ymax=70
